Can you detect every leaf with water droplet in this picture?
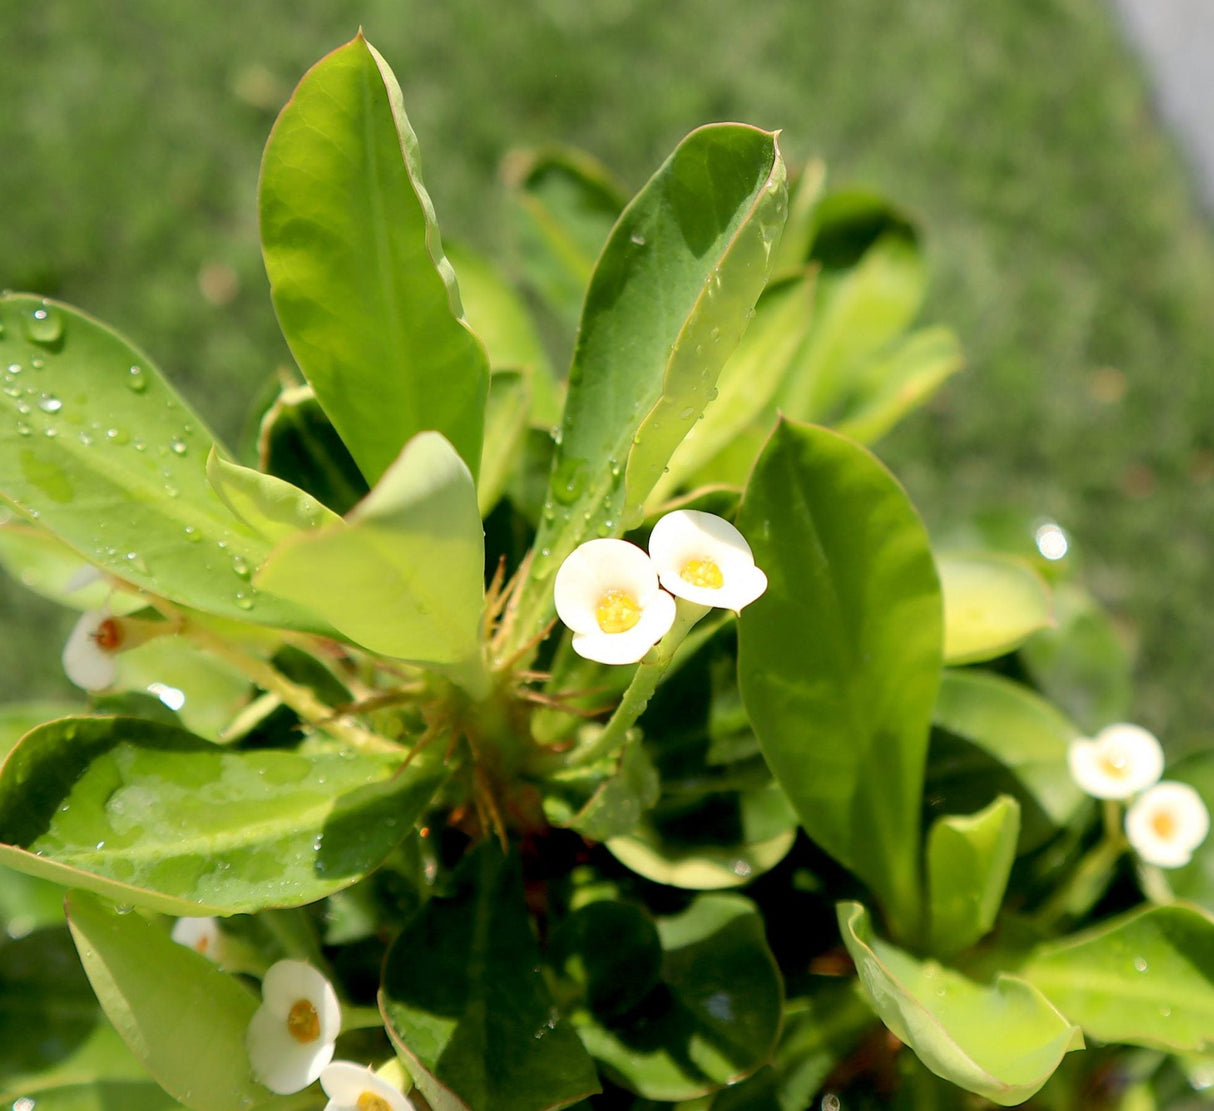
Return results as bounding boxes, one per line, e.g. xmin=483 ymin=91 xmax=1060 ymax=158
xmin=25 ymin=303 xmax=64 ymax=346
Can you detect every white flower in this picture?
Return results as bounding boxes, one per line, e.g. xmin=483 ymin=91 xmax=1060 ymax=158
xmin=171 ymin=916 xmax=224 ymax=963
xmin=1066 ymin=723 xmax=1164 ymax=800
xmin=61 ymin=608 xmax=123 ymax=691
xmin=647 ymin=510 xmax=767 ymax=611
xmin=1125 ymin=781 xmax=1210 ymax=868
xmin=246 ymin=959 xmax=341 ymax=1094
xmin=553 ymin=538 xmax=677 ymax=665
xmin=321 ymin=1061 xmax=415 ymax=1111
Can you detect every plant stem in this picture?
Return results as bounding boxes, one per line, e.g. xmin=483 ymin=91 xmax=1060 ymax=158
xmin=563 ymin=599 xmax=709 ymax=769
xmin=185 ymin=622 xmax=400 ymax=755
xmin=1034 ymin=827 xmax=1128 ymax=931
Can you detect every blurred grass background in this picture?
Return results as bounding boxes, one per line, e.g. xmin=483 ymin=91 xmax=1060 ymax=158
xmin=2 ymin=0 xmax=1213 ymax=739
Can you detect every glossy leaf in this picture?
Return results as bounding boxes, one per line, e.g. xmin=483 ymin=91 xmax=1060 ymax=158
xmin=648 ymin=274 xmax=816 ymax=507
xmin=380 ymin=844 xmax=600 ymax=1111
xmin=1021 ymin=903 xmax=1214 ymax=1052
xmin=65 ymin=890 xmax=283 ymax=1111
xmin=928 ymin=670 xmax=1085 ymax=852
xmin=926 ymin=795 xmax=1020 ymax=957
xmin=0 ymin=699 xmax=78 ymax=759
xmin=256 ymin=431 xmax=487 ymax=690
xmin=257 ymin=385 xmax=369 ymax=517
xmin=737 ymin=419 xmax=941 ymax=932
xmin=573 ymin=893 xmax=782 ymax=1101
xmin=938 ymin=553 xmax=1053 ymax=665
xmin=513 ymin=124 xmax=786 ymax=641
xmin=839 ymin=902 xmax=1083 ymax=1106
xmin=832 ymin=325 xmax=965 ymax=445
xmin=0 ymin=716 xmax=442 ymax=915
xmin=0 ymin=926 xmax=181 ymax=1106
xmin=768 ymin=158 xmax=826 ymax=276
xmin=260 ymin=34 xmax=489 ymax=484
xmin=479 ymin=371 xmax=532 ymax=516
xmin=205 ymin=448 xmax=340 ymax=543
xmin=506 ymin=145 xmax=627 ymax=331
xmin=0 ymin=295 xmax=328 ymax=631
xmin=0 ymin=522 xmax=141 ymax=614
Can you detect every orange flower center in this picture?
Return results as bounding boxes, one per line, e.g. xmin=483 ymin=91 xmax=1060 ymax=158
xmin=286 ymin=998 xmax=320 ymax=1044
xmin=358 ymin=1093 xmax=393 ymax=1111
xmin=596 ymin=588 xmax=641 ymax=634
xmin=91 ymin=618 xmax=124 ymax=652
xmin=1151 ymin=808 xmax=1178 ymax=841
xmin=681 ymin=557 xmax=723 ymax=590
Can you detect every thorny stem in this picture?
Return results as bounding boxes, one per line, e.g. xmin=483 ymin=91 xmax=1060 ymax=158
xmin=562 ymin=599 xmax=710 ymax=769
xmin=184 ymin=621 xmax=401 ymax=755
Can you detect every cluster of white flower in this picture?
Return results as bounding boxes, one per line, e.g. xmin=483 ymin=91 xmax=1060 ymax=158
xmin=241 ymin=958 xmax=413 ymax=1109
xmin=554 ymin=510 xmax=767 ymax=665
xmin=1068 ymin=723 xmax=1209 ymax=868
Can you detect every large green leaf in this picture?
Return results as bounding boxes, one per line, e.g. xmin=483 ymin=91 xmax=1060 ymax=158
xmin=839 ymin=902 xmax=1082 ymax=1106
xmin=259 ymin=34 xmax=489 ymax=485
xmin=928 ymin=670 xmax=1085 ymax=852
xmin=380 ymin=844 xmax=600 ymax=1111
xmin=938 ymin=553 xmax=1053 ymax=665
xmin=0 ymin=295 xmax=328 ymax=631
xmin=0 ymin=716 xmax=442 ymax=915
xmin=513 ymin=124 xmax=786 ymax=642
xmin=926 ymin=795 xmax=1020 ymax=957
xmin=572 ymin=893 xmax=782 ymax=1101
xmin=0 ymin=522 xmax=142 ymax=614
xmin=256 ymin=431 xmax=487 ymax=691
xmin=65 ymin=891 xmax=290 ymax=1111
xmin=205 ymin=449 xmax=340 ymax=543
xmin=1021 ymin=903 xmax=1214 ymax=1052
xmin=737 ymin=419 xmax=941 ymax=933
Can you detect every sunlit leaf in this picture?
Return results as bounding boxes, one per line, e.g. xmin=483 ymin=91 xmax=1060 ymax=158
xmin=205 ymin=449 xmax=340 ymax=543
xmin=939 ymin=553 xmax=1053 ymax=665
xmin=260 ymin=34 xmax=489 ymax=484
xmin=840 ymin=902 xmax=1082 ymax=1106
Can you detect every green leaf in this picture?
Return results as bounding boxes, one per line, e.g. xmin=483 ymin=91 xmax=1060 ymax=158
xmin=257 ymin=385 xmax=369 ymax=517
xmin=605 ymin=779 xmax=797 ymax=891
xmin=479 ymin=371 xmax=532 ymax=516
xmin=506 ymin=145 xmax=627 ymax=331
xmin=1165 ymin=750 xmax=1214 ymax=908
xmin=0 ymin=522 xmax=141 ymax=614
xmin=926 ymin=795 xmax=1020 ymax=957
xmin=832 ymin=325 xmax=965 ymax=445
xmin=65 ymin=890 xmax=284 ymax=1111
xmin=779 ymin=224 xmax=926 ymax=422
xmin=0 ymin=699 xmax=78 ymax=759
xmin=0 ymin=716 xmax=442 ymax=915
xmin=0 ymin=295 xmax=328 ymax=631
xmin=259 ymin=34 xmax=489 ymax=485
xmin=380 ymin=844 xmax=600 ymax=1111
xmin=649 ymin=274 xmax=816 ymax=507
xmin=544 ymin=733 xmax=660 ymax=842
xmin=929 ymin=670 xmax=1085 ymax=852
xmin=839 ymin=902 xmax=1082 ymax=1106
xmin=737 ymin=419 xmax=941 ymax=933
xmin=938 ymin=553 xmax=1053 ymax=665
xmin=206 ymin=448 xmax=340 ymax=543
xmin=1021 ymin=903 xmax=1214 ymax=1052
xmin=572 ymin=893 xmax=782 ymax=1101
xmin=769 ymin=159 xmax=826 ymax=276
xmin=513 ymin=124 xmax=786 ymax=641
xmin=255 ymin=431 xmax=486 ymax=690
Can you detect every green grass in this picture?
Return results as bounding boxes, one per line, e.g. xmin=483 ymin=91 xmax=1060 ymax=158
xmin=3 ymin=0 xmax=1214 ymax=740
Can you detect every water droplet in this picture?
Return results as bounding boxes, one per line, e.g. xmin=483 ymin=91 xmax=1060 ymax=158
xmin=124 ymin=552 xmax=149 ymax=574
xmin=30 ymin=357 xmax=44 ymax=370
xmin=95 ymin=839 xmax=106 ymax=850
xmin=43 ymin=427 xmax=58 ymax=438
xmin=231 ymin=555 xmax=251 ymax=580
xmin=79 ymin=431 xmax=93 ymax=446
xmin=630 ymin=233 xmax=646 ymax=246
xmin=15 ymin=421 xmax=31 ymax=437
xmin=106 ymin=427 xmax=130 ymax=444
xmin=183 ymin=525 xmax=201 ymax=542
xmin=15 ymin=401 xmax=30 ymax=415
xmin=169 ymin=437 xmax=187 ymax=456
xmin=26 ymin=304 xmax=64 ymax=345
xmin=133 ymin=439 xmax=146 ymax=452
xmin=1159 ymin=1005 xmax=1172 ymax=1017
xmin=5 ymin=363 xmax=20 ymax=376
xmin=679 ymin=405 xmax=695 ymax=420
xmin=1134 ymin=956 xmax=1149 ymax=973
xmin=164 ymin=484 xmax=179 ymax=498
xmin=551 ymin=457 xmax=588 ymax=505
xmin=3 ymin=386 xmax=19 ymax=398
xmin=710 ymin=326 xmax=721 ymax=342
xmin=36 ymin=394 xmax=62 ymax=413
xmin=235 ymin=591 xmax=255 ymax=611
xmin=127 ymin=365 xmax=148 ymax=393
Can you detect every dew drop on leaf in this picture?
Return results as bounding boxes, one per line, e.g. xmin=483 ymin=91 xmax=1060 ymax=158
xmin=25 ymin=304 xmax=64 ymax=345
xmin=127 ymin=365 xmax=148 ymax=393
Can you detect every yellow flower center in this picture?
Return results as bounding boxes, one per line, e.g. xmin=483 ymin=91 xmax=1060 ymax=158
xmin=1098 ymin=747 xmax=1130 ymax=779
xmin=1151 ymin=808 xmax=1178 ymax=840
xmin=286 ymin=998 xmax=320 ymax=1044
xmin=681 ymin=557 xmax=724 ymax=590
xmin=596 ymin=588 xmax=641 ymax=634
xmin=358 ymin=1093 xmax=393 ymax=1111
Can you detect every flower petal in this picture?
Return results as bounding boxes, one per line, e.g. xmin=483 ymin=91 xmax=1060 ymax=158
xmin=321 ymin=1061 xmax=414 ymax=1111
xmin=260 ymin=959 xmax=342 ymax=1040
xmin=1066 ymin=723 xmax=1164 ymax=800
xmin=247 ymin=1003 xmax=336 ymax=1093
xmin=570 ymin=589 xmax=677 ymax=665
xmin=554 ymin=538 xmax=661 ymax=634
xmin=61 ymin=609 xmax=118 ymax=691
xmin=649 ymin=509 xmax=767 ymax=611
xmin=1125 ymin=781 xmax=1210 ymax=868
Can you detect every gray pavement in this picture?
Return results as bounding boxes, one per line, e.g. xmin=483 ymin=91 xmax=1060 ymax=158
xmin=1114 ymin=0 xmax=1214 ymax=212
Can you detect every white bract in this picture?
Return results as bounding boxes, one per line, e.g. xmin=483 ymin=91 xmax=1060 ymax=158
xmin=61 ymin=609 xmax=123 ymax=691
xmin=321 ymin=1061 xmax=415 ymax=1111
xmin=554 ymin=538 xmax=676 ymax=665
xmin=648 ymin=510 xmax=767 ymax=611
xmin=247 ymin=959 xmax=341 ymax=1094
xmin=170 ymin=916 xmax=224 ymax=963
xmin=1125 ymin=781 xmax=1210 ymax=868
xmin=1066 ymin=723 xmax=1164 ymax=800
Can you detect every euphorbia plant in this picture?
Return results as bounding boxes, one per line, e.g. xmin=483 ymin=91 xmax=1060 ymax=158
xmin=2 ymin=31 xmax=1214 ymax=1111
